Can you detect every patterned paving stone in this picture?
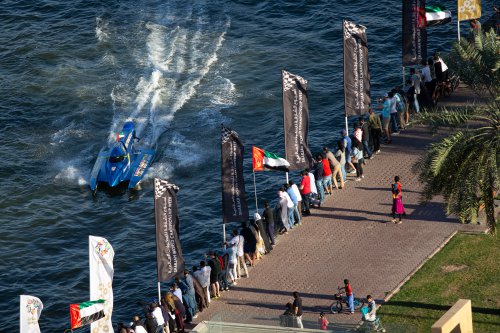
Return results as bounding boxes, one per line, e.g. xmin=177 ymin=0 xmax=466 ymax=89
xmin=188 ymin=86 xmax=486 ymax=330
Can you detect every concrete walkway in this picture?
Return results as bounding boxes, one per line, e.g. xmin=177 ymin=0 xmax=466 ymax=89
xmin=189 ymin=86 xmax=486 ymax=331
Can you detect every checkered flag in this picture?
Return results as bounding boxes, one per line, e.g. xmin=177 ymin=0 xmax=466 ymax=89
xmin=221 ymin=125 xmax=239 ymax=144
xmin=154 ymin=178 xmax=179 ymax=199
xmin=282 ymin=70 xmax=307 ymax=92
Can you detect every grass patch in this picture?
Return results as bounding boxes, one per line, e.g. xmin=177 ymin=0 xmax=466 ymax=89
xmin=378 ymin=233 xmax=500 ymax=332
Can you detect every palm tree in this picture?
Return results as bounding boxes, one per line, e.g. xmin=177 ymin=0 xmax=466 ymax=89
xmin=447 ymin=30 xmax=500 ymax=99
xmin=413 ymin=30 xmax=499 ymax=234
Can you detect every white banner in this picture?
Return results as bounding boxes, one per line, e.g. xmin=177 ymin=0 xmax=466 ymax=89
xmin=89 ymin=236 xmax=115 ymax=333
xmin=20 ymin=295 xmax=43 ymax=333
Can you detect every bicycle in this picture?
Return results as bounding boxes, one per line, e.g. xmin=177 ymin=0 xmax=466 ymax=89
xmin=330 ymin=286 xmax=364 ymax=314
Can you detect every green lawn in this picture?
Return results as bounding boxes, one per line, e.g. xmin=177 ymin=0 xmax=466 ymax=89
xmin=377 ymin=233 xmax=500 ymax=333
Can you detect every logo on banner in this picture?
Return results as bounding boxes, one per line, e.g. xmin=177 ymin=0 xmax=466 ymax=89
xmin=26 ymin=298 xmax=42 ymax=316
xmin=458 ymin=0 xmax=481 ymax=20
xmin=94 ymin=239 xmax=112 ymax=258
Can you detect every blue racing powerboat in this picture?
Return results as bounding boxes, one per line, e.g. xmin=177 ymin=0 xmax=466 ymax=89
xmin=90 ymin=122 xmax=154 ymax=192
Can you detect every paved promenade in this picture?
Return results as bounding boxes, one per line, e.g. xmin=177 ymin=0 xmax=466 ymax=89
xmin=189 ymin=86 xmax=486 ymax=330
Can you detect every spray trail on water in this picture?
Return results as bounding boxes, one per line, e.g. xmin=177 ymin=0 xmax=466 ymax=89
xmin=107 ymin=6 xmax=231 ymax=147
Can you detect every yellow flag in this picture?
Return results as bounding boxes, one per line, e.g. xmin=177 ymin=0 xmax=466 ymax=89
xmin=458 ymin=0 xmax=481 ymax=21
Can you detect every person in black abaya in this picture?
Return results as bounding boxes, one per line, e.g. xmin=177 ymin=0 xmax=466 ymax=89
xmin=240 ymin=221 xmax=257 ymax=267
xmin=255 ymin=213 xmax=272 ymax=253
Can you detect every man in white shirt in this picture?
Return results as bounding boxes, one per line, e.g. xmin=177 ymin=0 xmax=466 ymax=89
xmin=171 ymin=282 xmax=183 ymax=301
xmin=307 ymin=169 xmax=318 ymax=195
xmin=289 ymin=181 xmax=303 ymax=217
xmin=281 ymin=188 xmax=295 ymax=229
xmin=199 ymin=261 xmax=211 ymax=302
xmin=151 ymin=303 xmax=165 ymax=333
xmin=227 ymin=229 xmax=248 ymax=278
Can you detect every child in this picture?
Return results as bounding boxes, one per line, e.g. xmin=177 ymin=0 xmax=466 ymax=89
xmin=340 ymin=279 xmax=355 ymax=314
xmin=391 ymin=176 xmax=406 ymax=224
xmin=318 ymin=312 xmax=329 ymax=330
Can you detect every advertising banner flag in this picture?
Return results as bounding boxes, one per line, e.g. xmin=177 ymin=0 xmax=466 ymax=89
xmin=282 ymin=70 xmax=313 ymax=170
xmin=154 ymin=179 xmax=185 ymax=282
xmin=252 ymin=146 xmax=290 ymax=172
xmin=20 ymin=295 xmax=43 ymax=333
xmin=403 ymin=0 xmax=427 ymax=66
xmin=458 ymin=0 xmax=481 ymax=21
xmin=221 ymin=125 xmax=249 ymax=223
xmin=343 ymin=20 xmax=371 ymax=116
xmin=89 ymin=236 xmax=114 ymax=333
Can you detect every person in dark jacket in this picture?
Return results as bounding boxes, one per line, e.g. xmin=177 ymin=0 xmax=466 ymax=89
xmin=144 ymin=311 xmax=157 ymax=333
xmin=240 ymin=222 xmax=257 ymax=267
xmin=261 ymin=202 xmax=276 ymax=246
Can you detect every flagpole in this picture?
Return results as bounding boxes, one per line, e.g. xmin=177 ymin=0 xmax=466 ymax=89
xmin=457 ymin=19 xmax=460 ymax=41
xmin=285 ymin=172 xmax=289 ymax=184
xmin=253 ymin=172 xmax=258 ymax=212
xmin=342 ymin=19 xmax=349 ymax=136
xmin=157 ymin=282 xmax=161 ymax=305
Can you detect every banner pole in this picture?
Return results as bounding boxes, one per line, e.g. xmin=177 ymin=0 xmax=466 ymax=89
xmin=457 ymin=19 xmax=460 ymax=41
xmin=286 ymin=172 xmax=289 ymax=184
xmin=402 ymin=65 xmax=405 ymax=87
xmin=223 ymin=223 xmax=226 ymax=244
xmin=253 ymin=172 xmax=258 ymax=212
xmin=344 ymin=116 xmax=349 ymax=136
xmin=157 ymin=281 xmax=161 ymax=305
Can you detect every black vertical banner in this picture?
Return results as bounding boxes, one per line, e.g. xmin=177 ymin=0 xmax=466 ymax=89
xmin=343 ymin=20 xmax=371 ymax=116
xmin=282 ymin=70 xmax=313 ymax=170
xmin=402 ymin=0 xmax=427 ymax=66
xmin=221 ymin=125 xmax=249 ymax=224
xmin=154 ymin=179 xmax=185 ymax=282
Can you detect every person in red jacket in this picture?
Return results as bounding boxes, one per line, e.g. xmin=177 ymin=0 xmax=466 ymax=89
xmin=299 ymin=171 xmax=312 ymax=216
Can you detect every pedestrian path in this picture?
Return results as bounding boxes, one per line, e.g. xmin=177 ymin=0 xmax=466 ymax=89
xmin=189 ymin=85 xmax=486 ymax=330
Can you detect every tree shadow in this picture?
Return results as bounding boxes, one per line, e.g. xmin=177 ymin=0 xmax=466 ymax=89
xmin=354 ymin=187 xmax=420 ymax=194
xmin=310 ymin=212 xmax=390 ymax=224
xmin=321 ymin=206 xmax=392 ymax=218
xmin=383 ymin=301 xmax=500 ymax=316
xmin=379 ymin=202 xmax=457 ymax=223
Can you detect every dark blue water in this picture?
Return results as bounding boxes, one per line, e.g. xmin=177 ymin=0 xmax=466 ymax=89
xmin=0 ymin=0 xmax=495 ymax=330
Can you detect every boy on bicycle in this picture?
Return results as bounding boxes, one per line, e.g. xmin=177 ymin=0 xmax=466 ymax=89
xmin=339 ymin=279 xmax=354 ymax=314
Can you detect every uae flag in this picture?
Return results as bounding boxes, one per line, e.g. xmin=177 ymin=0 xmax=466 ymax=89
xmin=282 ymin=70 xmax=313 ymax=170
xmin=252 ymin=146 xmax=290 ymax=172
xmin=425 ymin=5 xmax=451 ymax=27
xmin=343 ymin=20 xmax=371 ymax=116
xmin=403 ymin=0 xmax=427 ymax=66
xmin=70 ymin=300 xmax=105 ymax=329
